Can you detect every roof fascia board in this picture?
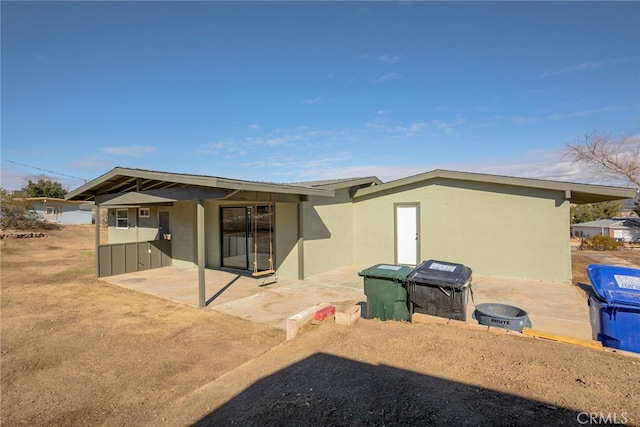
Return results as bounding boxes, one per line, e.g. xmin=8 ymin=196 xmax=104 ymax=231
xmin=214 ymin=177 xmax=334 ymax=196
xmin=96 ymin=192 xmax=177 ymax=206
xmin=353 ymin=169 xmax=636 ymax=201
xmin=316 ymin=177 xmax=383 ymax=190
xmin=65 ymin=167 xmax=131 ymax=200
xmin=67 ymin=167 xmax=334 ymax=200
xmin=26 ymin=197 xmax=84 ymax=204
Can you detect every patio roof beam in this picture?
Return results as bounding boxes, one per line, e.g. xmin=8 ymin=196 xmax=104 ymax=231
xmin=226 ymin=191 xmax=303 ymax=203
xmin=96 ymin=187 xmax=238 ymax=205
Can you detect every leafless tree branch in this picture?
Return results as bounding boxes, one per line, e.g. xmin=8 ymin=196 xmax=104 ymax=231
xmin=563 ymin=131 xmax=640 ymax=188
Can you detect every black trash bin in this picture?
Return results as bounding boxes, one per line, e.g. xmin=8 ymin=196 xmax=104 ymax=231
xmin=407 ymin=259 xmax=472 ymax=321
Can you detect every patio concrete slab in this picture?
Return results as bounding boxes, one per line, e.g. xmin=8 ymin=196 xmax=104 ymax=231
xmin=469 ymin=276 xmax=592 ymax=340
xmin=211 ymin=281 xmax=364 ymax=329
xmin=104 ymin=263 xmax=595 ymax=341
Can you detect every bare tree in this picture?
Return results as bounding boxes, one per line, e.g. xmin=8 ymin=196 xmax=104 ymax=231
xmin=563 ymin=131 xmax=640 ymax=188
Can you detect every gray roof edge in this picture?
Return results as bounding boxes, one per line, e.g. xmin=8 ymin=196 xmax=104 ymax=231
xmin=353 ymin=169 xmax=637 ymax=200
xmin=65 ymin=167 xmax=123 ymax=200
xmin=25 ymin=197 xmax=85 ymax=204
xmin=569 ymin=218 xmax=640 ymax=229
xmin=570 ymin=219 xmax=618 ymax=228
xmin=293 ymin=176 xmax=382 ymax=190
xmin=66 ymin=167 xmax=334 ymax=200
xmin=214 ymin=177 xmax=334 ymax=196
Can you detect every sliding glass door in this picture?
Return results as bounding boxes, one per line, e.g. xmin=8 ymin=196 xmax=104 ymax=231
xmin=221 ymin=206 xmax=274 ymax=271
xmin=221 ymin=207 xmax=249 ymax=269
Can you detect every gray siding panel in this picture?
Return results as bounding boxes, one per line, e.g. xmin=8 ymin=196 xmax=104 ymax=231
xmin=97 ymin=240 xmax=172 ymax=277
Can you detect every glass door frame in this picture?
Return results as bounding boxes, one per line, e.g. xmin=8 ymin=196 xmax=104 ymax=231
xmin=220 ymin=205 xmax=275 ymax=272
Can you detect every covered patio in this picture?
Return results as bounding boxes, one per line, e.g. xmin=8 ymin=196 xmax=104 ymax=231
xmin=103 ymin=264 xmax=595 ymax=340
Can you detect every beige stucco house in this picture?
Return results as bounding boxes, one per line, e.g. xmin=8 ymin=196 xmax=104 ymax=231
xmin=66 ymin=167 xmax=636 ymax=307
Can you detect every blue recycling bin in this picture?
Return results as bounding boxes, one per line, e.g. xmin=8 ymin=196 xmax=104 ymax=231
xmin=587 ymin=264 xmax=640 ymax=354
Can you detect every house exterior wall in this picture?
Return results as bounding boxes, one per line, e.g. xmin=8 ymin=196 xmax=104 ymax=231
xmin=612 ymin=228 xmax=640 ymax=242
xmin=301 ymin=189 xmax=354 ymax=278
xmin=204 ymin=201 xmax=221 ymax=269
xmin=571 ymin=225 xmax=640 ymax=242
xmin=108 ymin=207 xmax=138 ymax=243
xmin=167 ymin=201 xmax=196 ymax=268
xmin=30 ymin=201 xmax=93 ymax=225
xmin=353 ymin=178 xmax=572 ymax=282
xmin=108 ymin=203 xmax=192 ymax=268
xmin=203 ymin=201 xmax=301 ymax=279
xmin=274 ymin=203 xmax=300 ymax=280
xmin=107 ymin=206 xmax=162 ymax=244
xmin=570 ymin=225 xmax=609 ymax=239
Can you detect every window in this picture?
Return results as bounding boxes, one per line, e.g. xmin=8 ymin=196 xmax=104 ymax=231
xmin=116 ymin=209 xmax=129 ymax=229
xmin=139 ymin=208 xmax=150 ymax=218
xmin=45 ymin=206 xmax=61 ymax=216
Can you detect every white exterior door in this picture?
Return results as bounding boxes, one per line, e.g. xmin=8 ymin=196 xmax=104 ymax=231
xmin=396 ymin=204 xmax=418 ymax=265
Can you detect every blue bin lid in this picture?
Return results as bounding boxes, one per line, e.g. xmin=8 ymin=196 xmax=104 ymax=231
xmin=587 ymin=264 xmax=640 ymax=308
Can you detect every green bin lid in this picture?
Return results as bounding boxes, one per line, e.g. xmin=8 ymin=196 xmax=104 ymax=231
xmin=358 ymin=264 xmax=413 ymax=280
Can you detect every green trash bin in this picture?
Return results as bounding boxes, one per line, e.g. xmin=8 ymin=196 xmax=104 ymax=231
xmin=358 ymin=264 xmax=412 ymax=321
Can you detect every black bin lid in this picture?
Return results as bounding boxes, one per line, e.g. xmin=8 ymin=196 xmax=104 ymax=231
xmin=408 ymin=259 xmax=472 ymax=289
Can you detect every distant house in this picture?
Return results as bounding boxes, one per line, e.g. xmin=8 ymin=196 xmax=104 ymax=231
xmin=27 ymin=197 xmax=93 ymax=225
xmin=571 ymin=218 xmax=640 ymax=242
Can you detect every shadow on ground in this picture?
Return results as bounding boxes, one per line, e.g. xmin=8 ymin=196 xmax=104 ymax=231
xmin=194 ymin=353 xmax=580 ymax=426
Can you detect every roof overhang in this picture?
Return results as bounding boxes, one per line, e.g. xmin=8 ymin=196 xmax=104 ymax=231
xmin=65 ymin=167 xmax=335 ymax=204
xmin=25 ymin=197 xmax=86 ymax=205
xmin=352 ymin=169 xmax=637 ymax=204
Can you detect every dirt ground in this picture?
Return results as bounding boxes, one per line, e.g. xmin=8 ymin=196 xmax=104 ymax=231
xmin=2 ymin=225 xmax=639 ymax=426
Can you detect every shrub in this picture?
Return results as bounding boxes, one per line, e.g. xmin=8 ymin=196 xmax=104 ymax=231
xmin=0 ymin=188 xmax=59 ymax=230
xmin=579 ymin=235 xmax=624 ymax=251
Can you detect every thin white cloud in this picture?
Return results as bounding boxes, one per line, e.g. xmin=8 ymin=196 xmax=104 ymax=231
xmin=245 ymin=127 xmax=341 ymax=148
xmin=198 ymin=139 xmax=247 ymax=158
xmin=542 ymin=57 xmax=631 ymax=77
xmin=303 ymin=97 xmax=322 ymax=104
xmin=70 ymin=157 xmax=113 ymax=169
xmin=378 ymin=54 xmax=403 ymax=64
xmin=100 ymin=145 xmax=157 ymax=157
xmin=248 ymin=123 xmax=259 ymax=130
xmin=547 ymin=105 xmax=624 ymax=120
xmin=313 ymin=149 xmax=628 ymax=186
xmin=0 ymin=167 xmax=30 ymax=191
xmin=246 ymin=134 xmax=301 ymax=147
xmin=509 ymin=105 xmax=626 ymax=125
xmin=370 ymin=72 xmax=401 ymax=83
xmin=366 ymin=116 xmax=461 ymax=137
xmin=198 ymin=140 xmax=228 ymax=154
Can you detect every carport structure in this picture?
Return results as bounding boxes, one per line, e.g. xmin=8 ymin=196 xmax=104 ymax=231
xmin=65 ymin=167 xmax=378 ymax=307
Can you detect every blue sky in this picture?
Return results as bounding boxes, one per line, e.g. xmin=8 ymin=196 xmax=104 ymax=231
xmin=2 ymin=1 xmax=639 ymax=192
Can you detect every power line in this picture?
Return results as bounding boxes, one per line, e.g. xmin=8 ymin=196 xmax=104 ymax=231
xmin=0 ymin=158 xmax=89 ymax=183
